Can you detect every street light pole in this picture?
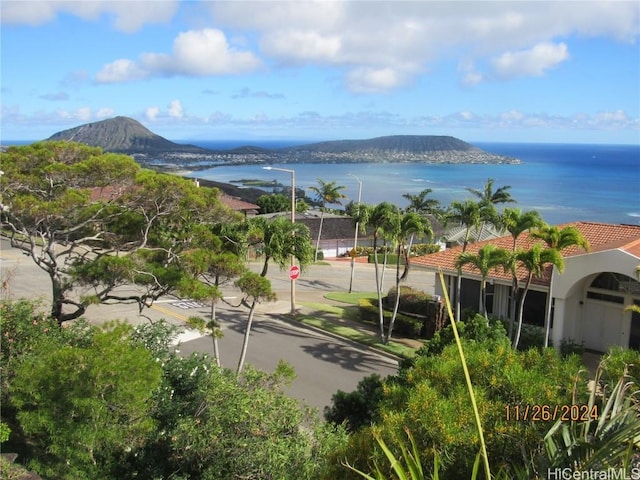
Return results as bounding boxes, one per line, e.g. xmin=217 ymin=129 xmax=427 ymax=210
xmin=347 ymin=173 xmax=362 ymax=294
xmin=263 ymin=166 xmax=296 ymax=314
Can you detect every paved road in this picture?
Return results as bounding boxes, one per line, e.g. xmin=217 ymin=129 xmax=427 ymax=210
xmin=0 ymin=238 xmax=435 ymax=412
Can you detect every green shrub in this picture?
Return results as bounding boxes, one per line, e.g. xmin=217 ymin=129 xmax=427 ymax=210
xmin=560 ymin=338 xmax=585 ymax=357
xmin=357 ymin=298 xmax=422 ymax=338
xmin=368 ymin=253 xmax=405 ymax=265
xmin=410 ymin=243 xmax=441 ymax=256
xmin=324 ymin=374 xmax=384 ymax=432
xmin=412 ymin=313 xmax=507 ymax=359
xmin=516 ymin=324 xmax=545 ymax=351
xmin=316 ymin=250 xmax=324 ymax=261
xmin=336 ymin=338 xmax=585 ymax=479
xmin=599 ymin=347 xmax=640 ymax=385
xmin=383 ymin=286 xmax=432 ymax=315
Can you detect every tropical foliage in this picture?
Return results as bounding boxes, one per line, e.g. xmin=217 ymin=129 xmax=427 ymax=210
xmin=0 ymin=141 xmax=236 ymax=323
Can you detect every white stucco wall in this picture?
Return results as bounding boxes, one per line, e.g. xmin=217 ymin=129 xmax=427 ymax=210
xmin=551 ymin=248 xmax=640 ymax=350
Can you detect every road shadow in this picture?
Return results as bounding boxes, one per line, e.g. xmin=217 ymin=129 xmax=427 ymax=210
xmin=300 ymin=341 xmax=395 ymax=372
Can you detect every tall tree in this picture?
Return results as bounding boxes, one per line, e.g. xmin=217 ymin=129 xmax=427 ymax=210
xmin=179 ymin=233 xmax=247 ymax=367
xmin=247 ymin=216 xmax=314 ymax=278
xmin=402 ymin=188 xmax=441 ymax=216
xmin=467 ymin=178 xmax=515 ymax=239
xmin=386 ymin=212 xmax=433 ymax=343
xmin=455 ymin=244 xmax=511 ymax=321
xmin=500 ymin=208 xmax=545 ymax=338
xmin=444 ymin=200 xmax=482 ymax=322
xmin=235 ymin=272 xmax=276 ymax=373
xmin=531 ymin=224 xmax=590 ymax=347
xmin=512 ymin=243 xmax=565 ymax=349
xmin=308 ymin=179 xmax=347 ymax=261
xmin=0 ymin=142 xmax=233 ymax=322
xmin=356 ymin=202 xmax=402 ymax=342
xmin=0 ymin=142 xmax=236 ymax=323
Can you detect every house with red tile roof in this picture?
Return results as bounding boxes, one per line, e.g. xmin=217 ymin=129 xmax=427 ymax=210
xmin=413 ymin=222 xmax=640 ymax=352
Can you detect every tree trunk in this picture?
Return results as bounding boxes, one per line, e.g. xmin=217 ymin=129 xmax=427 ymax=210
xmin=385 ymin=248 xmax=403 ymax=344
xmin=543 ymin=273 xmax=555 ymax=348
xmin=237 ymin=299 xmax=257 ymax=374
xmin=455 ymin=270 xmax=462 ymax=323
xmin=210 ymin=301 xmax=221 ymax=368
xmin=373 ymin=237 xmax=385 ymax=342
xmin=481 ymin=278 xmax=488 ymax=321
xmin=314 ymin=209 xmax=325 ymax=262
xmin=512 ymin=275 xmax=532 ymax=349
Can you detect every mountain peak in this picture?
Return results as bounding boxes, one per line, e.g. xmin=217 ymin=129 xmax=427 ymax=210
xmin=46 ymin=116 xmax=206 ymax=153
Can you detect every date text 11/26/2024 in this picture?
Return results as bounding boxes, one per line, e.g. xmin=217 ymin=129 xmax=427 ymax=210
xmin=505 ymin=404 xmax=598 ymax=422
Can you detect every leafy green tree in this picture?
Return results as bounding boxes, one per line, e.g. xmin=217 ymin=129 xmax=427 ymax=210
xmin=179 ymin=232 xmax=247 ymax=367
xmin=0 ymin=141 xmax=236 ymax=323
xmin=530 ymin=224 xmax=590 ymax=347
xmin=402 ymin=188 xmax=441 ymax=216
xmin=309 ymin=178 xmax=348 ymax=261
xmin=9 ymin=322 xmax=163 ymax=480
xmin=386 ymin=212 xmax=433 ymax=343
xmin=512 ymin=243 xmax=565 ymax=349
xmin=500 ymin=208 xmax=545 ymax=338
xmin=444 ymin=199 xmax=482 ymax=322
xmin=256 ymin=193 xmax=290 ymax=214
xmin=356 ymin=202 xmax=402 ymax=342
xmin=466 ymin=178 xmax=515 ymax=237
xmin=325 ymin=374 xmax=385 ymax=432
xmin=235 ymin=272 xmax=277 ymax=373
xmin=248 ymin=216 xmax=314 ymax=277
xmin=455 ymin=244 xmax=511 ymax=320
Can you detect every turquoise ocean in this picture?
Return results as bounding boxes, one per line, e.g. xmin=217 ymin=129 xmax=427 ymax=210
xmin=188 ymin=142 xmax=640 ymax=227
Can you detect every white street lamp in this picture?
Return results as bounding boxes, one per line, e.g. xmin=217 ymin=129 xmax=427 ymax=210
xmin=347 ymin=173 xmax=362 ymax=294
xmin=263 ymin=166 xmax=297 ymax=314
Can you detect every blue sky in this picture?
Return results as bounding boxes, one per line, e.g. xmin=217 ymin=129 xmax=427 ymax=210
xmin=1 ymin=0 xmax=639 ymax=144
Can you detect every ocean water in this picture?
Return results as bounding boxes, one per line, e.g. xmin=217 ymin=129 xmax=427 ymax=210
xmin=188 ymin=142 xmax=640 ymax=226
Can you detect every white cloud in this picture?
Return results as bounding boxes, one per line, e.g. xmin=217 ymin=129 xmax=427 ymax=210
xmin=168 ymin=100 xmax=183 ymax=119
xmin=492 ymin=42 xmax=570 ymax=78
xmin=96 ymin=29 xmax=262 ymax=83
xmin=95 ymin=59 xmax=148 ymax=84
xmin=209 ymin=1 xmax=638 ymax=90
xmin=145 ymin=107 xmax=160 ymax=122
xmin=345 ymin=67 xmax=406 ymax=93
xmin=96 ymin=108 xmax=115 ymax=118
xmin=1 ymin=0 xmax=179 ymax=32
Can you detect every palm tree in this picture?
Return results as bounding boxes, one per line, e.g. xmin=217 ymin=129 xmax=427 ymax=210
xmin=500 ymin=208 xmax=545 ymax=338
xmin=531 ymin=225 xmax=590 ymax=347
xmin=386 ymin=212 xmax=433 ymax=343
xmin=359 ymin=202 xmax=401 ymax=342
xmin=402 ymin=188 xmax=441 ymax=216
xmin=501 ymin=208 xmax=545 ymax=250
xmin=247 ymin=216 xmax=314 ymax=277
xmin=467 ymin=178 xmax=516 ymax=239
xmin=455 ymin=244 xmax=511 ymax=321
xmin=444 ymin=200 xmax=482 ymax=322
xmin=308 ymin=179 xmax=347 ymax=261
xmin=512 ymin=243 xmax=565 ymax=349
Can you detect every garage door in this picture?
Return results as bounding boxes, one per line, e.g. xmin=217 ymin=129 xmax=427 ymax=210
xmin=582 ymin=299 xmax=624 ymax=352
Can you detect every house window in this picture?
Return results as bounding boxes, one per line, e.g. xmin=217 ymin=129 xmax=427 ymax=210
xmin=590 ymin=272 xmax=640 ymax=295
xmin=586 ymin=291 xmax=624 ymax=304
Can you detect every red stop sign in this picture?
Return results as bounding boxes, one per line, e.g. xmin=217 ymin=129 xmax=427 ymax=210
xmin=289 ymin=265 xmax=300 ymax=280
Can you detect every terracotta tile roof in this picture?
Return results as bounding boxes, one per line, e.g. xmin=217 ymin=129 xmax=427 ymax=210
xmin=413 ymin=221 xmax=640 ymax=287
xmin=219 ymin=194 xmax=259 ymax=212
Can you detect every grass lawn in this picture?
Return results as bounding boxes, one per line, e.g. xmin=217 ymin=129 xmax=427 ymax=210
xmin=297 ymin=291 xmax=416 ymax=359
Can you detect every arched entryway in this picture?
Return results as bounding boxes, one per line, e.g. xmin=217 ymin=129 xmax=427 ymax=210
xmin=582 ymin=272 xmax=640 ymax=352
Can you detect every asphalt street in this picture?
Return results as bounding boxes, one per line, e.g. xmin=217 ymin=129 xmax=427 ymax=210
xmin=0 ymin=237 xmax=436 ymax=412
